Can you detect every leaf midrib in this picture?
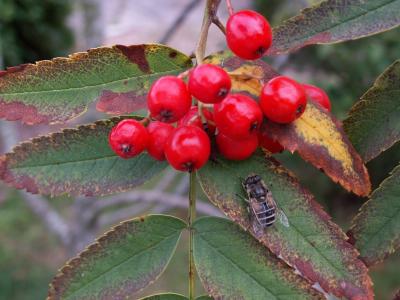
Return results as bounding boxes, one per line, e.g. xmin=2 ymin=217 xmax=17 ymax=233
xmin=0 ymin=69 xmax=183 ymax=97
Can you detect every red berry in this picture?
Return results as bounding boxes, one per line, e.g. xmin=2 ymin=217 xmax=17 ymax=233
xmin=188 ymin=64 xmax=231 ymax=103
xmin=178 ymin=106 xmax=216 ymax=133
xmin=260 ymin=76 xmax=307 ymax=124
xmin=147 ymin=121 xmax=174 ymax=161
xmin=303 ymin=83 xmax=331 ymax=111
xmin=216 ymin=132 xmax=258 ymax=161
xmin=226 ymin=10 xmax=272 ymax=60
xmin=147 ymin=76 xmax=192 ymax=123
xmin=258 ymin=130 xmax=284 ymax=154
xmin=165 ymin=125 xmax=211 ymax=171
xmin=109 ymin=119 xmax=149 ymax=159
xmin=214 ymin=94 xmax=263 ymax=139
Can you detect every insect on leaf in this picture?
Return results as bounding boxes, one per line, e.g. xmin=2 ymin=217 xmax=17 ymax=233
xmin=268 ymin=0 xmax=400 ymax=55
xmin=0 ymin=117 xmax=167 ymax=197
xmin=193 ymin=217 xmax=323 ymax=299
xmin=344 ymin=59 xmax=400 ymax=162
xmin=48 ymin=215 xmax=186 ymax=300
xmin=348 ymin=163 xmax=400 ymax=266
xmin=198 ymin=153 xmax=373 ymax=299
xmin=0 ymin=44 xmax=192 ymax=124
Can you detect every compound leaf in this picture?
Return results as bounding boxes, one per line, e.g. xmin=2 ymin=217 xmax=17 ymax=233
xmin=48 ymin=215 xmax=186 ymax=300
xmin=348 ymin=164 xmax=400 ymax=266
xmin=193 ymin=217 xmax=323 ymax=299
xmin=0 ymin=117 xmax=166 ymax=197
xmin=344 ymin=59 xmax=400 ymax=162
xmin=269 ymin=0 xmax=400 ymax=55
xmin=0 ymin=44 xmax=192 ymax=124
xmin=198 ymin=154 xmax=373 ymax=299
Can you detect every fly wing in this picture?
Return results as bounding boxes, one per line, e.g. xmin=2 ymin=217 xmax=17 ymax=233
xmin=265 ymin=189 xmax=276 ymax=209
xmin=277 ymin=209 xmax=290 ymax=228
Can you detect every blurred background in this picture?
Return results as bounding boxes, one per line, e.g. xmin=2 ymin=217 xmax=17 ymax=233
xmin=0 ymin=0 xmax=399 ymax=299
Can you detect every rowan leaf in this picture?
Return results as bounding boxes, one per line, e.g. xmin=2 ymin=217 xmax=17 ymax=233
xmin=193 ymin=217 xmax=323 ymax=299
xmin=343 ymin=59 xmax=400 ymax=162
xmin=207 ymin=53 xmax=371 ymax=196
xmin=48 ymin=215 xmax=186 ymax=300
xmin=140 ymin=293 xmax=188 ymax=300
xmin=269 ymin=0 xmax=400 ymax=55
xmin=348 ymin=164 xmax=400 ymax=266
xmin=265 ymin=102 xmax=371 ymax=196
xmin=0 ymin=44 xmax=192 ymax=124
xmin=198 ymin=153 xmax=373 ymax=299
xmin=0 ymin=117 xmax=167 ymax=197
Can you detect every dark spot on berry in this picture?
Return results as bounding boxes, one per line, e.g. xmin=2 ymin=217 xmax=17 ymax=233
xmin=296 ymin=104 xmax=305 ymax=116
xmin=121 ymin=144 xmax=132 ymax=153
xmin=250 ymin=122 xmax=259 ymax=131
xmin=169 ymin=51 xmax=178 ymax=58
xmin=183 ymin=162 xmax=194 ymax=172
xmin=160 ymin=109 xmax=173 ymax=122
xmin=255 ymin=46 xmax=266 ymax=57
xmin=217 ymin=87 xmax=229 ymax=99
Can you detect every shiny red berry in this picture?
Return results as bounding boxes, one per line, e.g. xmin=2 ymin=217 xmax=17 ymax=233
xmin=165 ymin=125 xmax=211 ymax=171
xmin=188 ymin=64 xmax=231 ymax=103
xmin=226 ymin=10 xmax=272 ymax=60
xmin=260 ymin=76 xmax=307 ymax=124
xmin=214 ymin=94 xmax=263 ymax=139
xmin=303 ymin=83 xmax=331 ymax=112
xmin=109 ymin=119 xmax=149 ymax=159
xmin=147 ymin=76 xmax=192 ymax=123
xmin=147 ymin=121 xmax=174 ymax=161
xmin=258 ymin=130 xmax=284 ymax=154
xmin=178 ymin=106 xmax=216 ymax=133
xmin=216 ymin=132 xmax=258 ymax=161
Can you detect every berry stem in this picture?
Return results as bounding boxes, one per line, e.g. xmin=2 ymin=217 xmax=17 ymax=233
xmin=226 ymin=0 xmax=234 ymax=16
xmin=188 ymin=170 xmax=197 ymax=300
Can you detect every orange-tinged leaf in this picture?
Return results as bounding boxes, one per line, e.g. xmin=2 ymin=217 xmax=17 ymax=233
xmin=264 ymin=102 xmax=371 ymax=196
xmin=206 ymin=52 xmax=371 ymax=196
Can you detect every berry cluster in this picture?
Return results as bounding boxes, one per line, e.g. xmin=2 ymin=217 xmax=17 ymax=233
xmin=109 ymin=9 xmax=331 ymax=172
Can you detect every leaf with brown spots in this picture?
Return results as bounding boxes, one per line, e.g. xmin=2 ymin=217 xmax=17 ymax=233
xmin=193 ymin=217 xmax=324 ymax=299
xmin=264 ymin=102 xmax=371 ymax=196
xmin=0 ymin=117 xmax=167 ymax=197
xmin=343 ymin=59 xmax=400 ymax=162
xmin=348 ymin=164 xmax=400 ymax=266
xmin=48 ymin=215 xmax=186 ymax=300
xmin=0 ymin=44 xmax=192 ymax=124
xmin=198 ymin=153 xmax=373 ymax=299
xmin=268 ymin=0 xmax=400 ymax=55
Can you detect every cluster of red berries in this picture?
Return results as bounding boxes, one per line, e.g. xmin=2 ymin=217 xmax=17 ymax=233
xmin=109 ymin=9 xmax=331 ymax=172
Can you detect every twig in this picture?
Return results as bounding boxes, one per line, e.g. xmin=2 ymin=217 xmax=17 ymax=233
xmin=22 ymin=192 xmax=72 ymax=247
xmin=159 ymin=0 xmax=200 ymax=44
xmin=212 ymin=16 xmax=226 ymax=35
xmin=226 ymin=0 xmax=234 ymax=16
xmin=188 ymin=171 xmax=196 ymax=300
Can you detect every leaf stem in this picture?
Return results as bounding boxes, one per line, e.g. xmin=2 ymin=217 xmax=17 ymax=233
xmin=188 ymin=170 xmax=197 ymax=300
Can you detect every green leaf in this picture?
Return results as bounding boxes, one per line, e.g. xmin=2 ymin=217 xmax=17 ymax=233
xmin=196 ymin=296 xmax=212 ymax=300
xmin=0 ymin=44 xmax=192 ymax=124
xmin=48 ymin=215 xmax=186 ymax=300
xmin=343 ymin=59 xmax=400 ymax=162
xmin=269 ymin=0 xmax=400 ymax=55
xmin=140 ymin=293 xmax=188 ymax=300
xmin=348 ymin=164 xmax=400 ymax=266
xmin=198 ymin=153 xmax=373 ymax=299
xmin=0 ymin=117 xmax=167 ymax=196
xmin=193 ymin=217 xmax=323 ymax=299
